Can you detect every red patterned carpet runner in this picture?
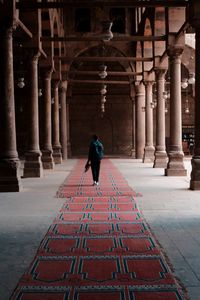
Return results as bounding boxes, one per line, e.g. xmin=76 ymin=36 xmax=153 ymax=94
xmin=11 ymin=159 xmax=187 ymax=300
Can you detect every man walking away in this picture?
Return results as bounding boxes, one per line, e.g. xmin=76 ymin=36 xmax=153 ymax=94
xmin=86 ymin=135 xmax=104 ymax=185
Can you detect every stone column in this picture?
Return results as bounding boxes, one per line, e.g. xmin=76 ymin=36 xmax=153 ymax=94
xmin=165 ymin=43 xmax=187 ymax=176
xmin=24 ymin=52 xmax=43 ymax=178
xmin=135 ymin=82 xmax=145 ymax=159
xmin=60 ymin=82 xmax=68 ymax=160
xmin=66 ymin=98 xmax=72 ymax=157
xmin=52 ymin=80 xmax=62 ymax=164
xmin=189 ymin=1 xmax=200 ymax=189
xmin=131 ymin=97 xmax=136 ymax=158
xmin=154 ymin=69 xmax=168 ymax=168
xmin=143 ymin=81 xmax=155 ymax=162
xmin=0 ymin=27 xmax=22 ymax=192
xmin=41 ymin=69 xmax=54 ymax=169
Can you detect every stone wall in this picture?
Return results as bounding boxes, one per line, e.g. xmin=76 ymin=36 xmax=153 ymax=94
xmin=69 ymin=92 xmax=133 ymax=156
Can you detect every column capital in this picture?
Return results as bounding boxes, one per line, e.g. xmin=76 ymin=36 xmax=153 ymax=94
xmin=0 ymin=25 xmax=14 ymax=37
xmin=143 ymin=72 xmax=155 ymax=84
xmin=28 ymin=49 xmax=41 ymax=62
xmin=167 ymin=47 xmax=183 ymax=59
xmin=53 ymin=80 xmax=60 ymax=89
xmin=0 ymin=13 xmax=18 ymax=36
xmin=167 ymin=33 xmax=184 ymax=59
xmin=135 ymin=82 xmax=145 ymax=96
xmin=43 ymin=67 xmax=53 ymax=80
xmin=59 ymin=81 xmax=68 ymax=93
xmin=154 ymin=68 xmax=167 ymax=79
xmin=143 ymin=80 xmax=154 ymax=87
xmin=130 ymin=97 xmax=135 ymax=104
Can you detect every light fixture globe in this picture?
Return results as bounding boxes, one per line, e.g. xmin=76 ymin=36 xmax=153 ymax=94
xmin=188 ymin=73 xmax=195 ymax=84
xmin=185 ymin=107 xmax=190 ymax=114
xmin=38 ymin=88 xmax=42 ymax=97
xmin=100 ymin=84 xmax=107 ymax=95
xmin=181 ymin=79 xmax=188 ymax=89
xmin=17 ymin=77 xmax=25 ymax=88
xmin=101 ymin=103 xmax=105 ymax=112
xmin=101 ymin=21 xmax=113 ymax=42
xmin=163 ymin=91 xmax=168 ymax=100
xmin=101 ymin=95 xmax=106 ymax=104
xmin=99 ymin=64 xmax=107 ymax=79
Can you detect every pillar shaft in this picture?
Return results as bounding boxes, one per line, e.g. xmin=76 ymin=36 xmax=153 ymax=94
xmin=154 ymin=69 xmax=168 ymax=168
xmin=190 ymin=29 xmax=200 ymax=189
xmin=170 ymin=55 xmax=182 ymax=150
xmin=143 ymin=81 xmax=155 ymax=162
xmin=43 ymin=71 xmax=53 ymax=150
xmin=41 ymin=70 xmax=54 ymax=169
xmin=165 ymin=47 xmax=186 ymax=176
xmin=29 ymin=55 xmax=40 ymax=151
xmin=66 ymin=100 xmax=71 ymax=157
xmin=24 ymin=52 xmax=43 ymax=178
xmin=60 ymin=82 xmax=68 ymax=160
xmin=131 ymin=98 xmax=136 ymax=158
xmin=52 ymin=81 xmax=62 ymax=164
xmin=135 ymin=83 xmax=145 ymax=159
xmin=0 ymin=27 xmax=22 ymax=191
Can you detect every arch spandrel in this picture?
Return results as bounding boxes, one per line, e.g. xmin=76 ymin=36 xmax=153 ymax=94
xmin=168 ymin=7 xmax=186 ymax=32
xmin=154 ymin=7 xmax=166 ymax=56
xmin=143 ymin=18 xmax=153 ymax=72
xmin=135 ymin=42 xmax=142 ymax=81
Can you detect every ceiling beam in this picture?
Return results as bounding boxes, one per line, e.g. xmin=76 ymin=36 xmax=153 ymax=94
xmin=68 ymin=71 xmax=142 ymax=76
xmin=56 ymin=56 xmax=153 ymax=62
xmin=69 ymin=79 xmax=131 ymax=85
xmin=16 ymin=19 xmax=33 ymax=38
xmin=41 ymin=35 xmax=166 ymax=42
xmin=16 ymin=0 xmax=189 ymax=10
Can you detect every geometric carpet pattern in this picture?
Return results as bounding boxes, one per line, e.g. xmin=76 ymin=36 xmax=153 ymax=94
xmin=11 ymin=159 xmax=188 ymax=300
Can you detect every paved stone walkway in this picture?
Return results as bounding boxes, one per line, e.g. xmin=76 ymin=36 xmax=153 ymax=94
xmin=0 ymin=157 xmax=200 ymax=299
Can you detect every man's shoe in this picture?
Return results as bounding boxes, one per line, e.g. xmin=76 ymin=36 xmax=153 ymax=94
xmin=93 ymin=181 xmax=96 ymax=186
xmin=96 ymin=182 xmax=99 ymax=186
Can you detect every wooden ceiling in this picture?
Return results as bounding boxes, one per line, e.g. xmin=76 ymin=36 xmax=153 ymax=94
xmin=16 ymin=0 xmax=189 ymax=9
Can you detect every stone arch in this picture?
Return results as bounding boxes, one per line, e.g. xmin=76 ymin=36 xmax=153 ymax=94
xmin=69 ymin=44 xmax=135 ymax=88
xmin=70 ymin=44 xmax=135 ymax=73
xmin=69 ymin=45 xmax=133 ymax=156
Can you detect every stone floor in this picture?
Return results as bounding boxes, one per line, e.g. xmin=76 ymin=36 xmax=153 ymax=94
xmin=1 ymin=157 xmax=200 ymax=299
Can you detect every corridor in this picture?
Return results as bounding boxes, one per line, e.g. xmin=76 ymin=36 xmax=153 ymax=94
xmin=1 ymin=158 xmax=200 ymax=299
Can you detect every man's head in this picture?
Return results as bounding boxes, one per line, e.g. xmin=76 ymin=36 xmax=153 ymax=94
xmin=92 ymin=134 xmax=98 ymax=141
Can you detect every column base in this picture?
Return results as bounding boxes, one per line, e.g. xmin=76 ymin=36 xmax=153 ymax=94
xmin=165 ymin=151 xmax=187 ymax=176
xmin=53 ymin=147 xmax=62 ymax=164
xmin=41 ymin=150 xmax=55 ymax=169
xmin=67 ymin=142 xmax=71 ymax=158
xmin=131 ymin=148 xmax=136 ymax=158
xmin=190 ymin=157 xmax=200 ymax=190
xmin=61 ymin=146 xmax=68 ymax=160
xmin=143 ymin=146 xmax=155 ymax=163
xmin=153 ymin=151 xmax=168 ymax=168
xmin=0 ymin=159 xmax=22 ymax=192
xmin=24 ymin=151 xmax=43 ymax=178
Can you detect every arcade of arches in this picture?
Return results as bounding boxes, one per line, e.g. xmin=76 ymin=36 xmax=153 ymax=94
xmin=1 ymin=0 xmax=200 ymax=192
